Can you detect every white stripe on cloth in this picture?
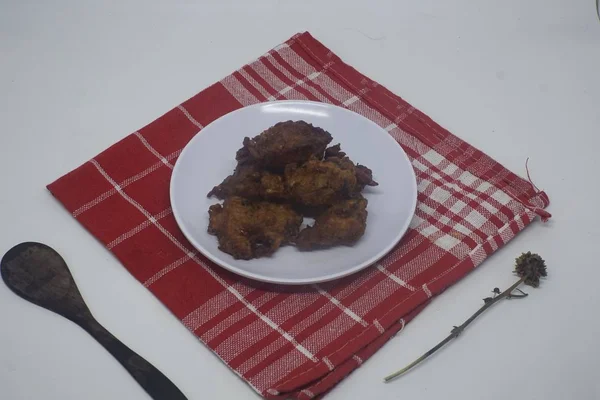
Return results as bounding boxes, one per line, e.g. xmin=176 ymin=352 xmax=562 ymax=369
xmin=385 ymin=245 xmax=447 ymax=289
xmin=213 ymin=298 xmax=292 ymax=363
xmin=237 ymin=336 xmax=289 ymax=375
xmin=323 ymin=356 xmax=335 ymax=371
xmin=376 ymin=264 xmax=417 ymax=291
xmin=143 ymin=252 xmax=195 ymax=287
xmin=264 ymin=65 xmax=331 ymax=102
xmin=107 ymin=207 xmax=172 ymax=249
xmin=342 ymin=95 xmax=360 ymax=106
xmin=133 ymin=132 xmax=173 ymax=169
xmin=72 ymin=149 xmax=181 ymax=217
xmin=290 ymin=272 xmax=384 ymax=338
xmin=384 ymin=123 xmax=397 ymax=132
xmin=278 ymin=45 xmax=360 ymax=105
xmin=252 ymin=346 xmax=317 ymax=390
xmin=261 ymin=48 xmax=334 ymax=101
xmin=205 ymin=292 xmax=275 ymax=345
xmin=469 ymin=245 xmax=487 ymax=269
xmin=373 ymin=319 xmax=385 ymax=334
xmin=189 ymin=314 xmax=264 ymax=397
xmin=299 ymin=310 xmax=363 ymax=363
xmin=312 ymin=284 xmax=368 ymax=327
xmin=238 ymin=68 xmax=273 ymax=100
xmin=272 ymin=42 xmax=289 ymax=51
xmin=221 ymin=74 xmax=260 ymax=106
xmin=304 ymin=70 xmax=355 ymax=105
xmin=235 ymin=293 xmax=324 ymax=374
xmin=241 ymin=44 xmax=360 ymax=114
xmin=249 ymin=60 xmax=310 ymax=101
xmin=352 ymin=354 xmax=363 ymax=365
xmin=177 ymin=105 xmax=203 ymax=129
xmin=90 ymin=159 xmax=318 ymax=363
xmin=182 ymin=289 xmax=243 ymax=332
xmin=344 ymin=271 xmax=411 ymax=319
xmin=422 ymin=283 xmax=433 ymax=298
xmin=301 ymin=389 xmax=315 ymax=398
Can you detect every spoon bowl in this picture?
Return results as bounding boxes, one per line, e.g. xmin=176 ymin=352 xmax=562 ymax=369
xmin=1 ymin=242 xmax=91 ymax=322
xmin=1 ymin=242 xmax=188 ymax=400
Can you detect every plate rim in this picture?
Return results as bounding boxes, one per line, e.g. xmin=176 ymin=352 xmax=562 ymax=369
xmin=170 ymin=100 xmax=417 ymax=285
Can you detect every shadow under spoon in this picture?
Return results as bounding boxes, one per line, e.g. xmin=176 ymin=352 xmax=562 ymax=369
xmin=1 ymin=242 xmax=188 ymax=400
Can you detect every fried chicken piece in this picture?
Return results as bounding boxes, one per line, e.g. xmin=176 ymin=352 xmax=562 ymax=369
xmin=207 ymin=164 xmax=287 ymax=200
xmin=296 ymin=197 xmax=368 ymax=250
xmin=324 ymin=143 xmax=346 ymax=159
xmin=355 ymin=164 xmax=378 ymax=189
xmin=324 ymin=144 xmax=378 ymax=189
xmin=284 ymin=145 xmax=378 ymax=208
xmin=284 ymin=156 xmax=358 ymax=208
xmin=208 ymin=197 xmax=302 ymax=260
xmin=235 ymin=120 xmax=333 ymax=169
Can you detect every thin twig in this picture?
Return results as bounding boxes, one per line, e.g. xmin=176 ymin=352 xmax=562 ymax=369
xmin=507 ymin=293 xmax=528 ymax=299
xmin=383 ymin=276 xmax=527 ymax=382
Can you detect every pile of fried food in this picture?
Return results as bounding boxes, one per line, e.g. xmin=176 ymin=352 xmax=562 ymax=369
xmin=207 ymin=120 xmax=378 ymax=260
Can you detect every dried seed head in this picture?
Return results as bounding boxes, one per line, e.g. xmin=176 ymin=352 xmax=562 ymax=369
xmin=515 ymin=252 xmax=547 ymax=288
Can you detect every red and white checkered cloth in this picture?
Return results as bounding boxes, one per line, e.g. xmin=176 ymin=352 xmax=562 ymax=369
xmin=47 ymin=32 xmax=550 ymax=399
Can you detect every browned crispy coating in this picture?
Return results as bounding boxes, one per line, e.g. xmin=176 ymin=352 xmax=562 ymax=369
xmin=355 ymin=164 xmax=378 ymax=189
xmin=324 ymin=144 xmax=378 ymax=189
xmin=235 ymin=120 xmax=333 ymax=169
xmin=208 ymin=197 xmax=302 ymax=260
xmin=296 ymin=197 xmax=368 ymax=250
xmin=324 ymin=143 xmax=346 ymax=159
xmin=284 ymin=144 xmax=378 ymax=208
xmin=284 ymin=156 xmax=358 ymax=207
xmin=207 ymin=164 xmax=287 ymax=200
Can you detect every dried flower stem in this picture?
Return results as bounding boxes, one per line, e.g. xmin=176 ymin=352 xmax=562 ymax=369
xmin=383 ymin=276 xmax=527 ymax=382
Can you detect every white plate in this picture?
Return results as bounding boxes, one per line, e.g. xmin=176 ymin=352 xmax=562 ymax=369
xmin=170 ymin=100 xmax=417 ymax=285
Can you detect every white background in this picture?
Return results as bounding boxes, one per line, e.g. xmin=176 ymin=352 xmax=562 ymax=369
xmin=1 ymin=1 xmax=599 ymax=399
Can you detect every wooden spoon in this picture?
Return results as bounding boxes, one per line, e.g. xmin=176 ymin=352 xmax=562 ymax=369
xmin=1 ymin=242 xmax=188 ymax=400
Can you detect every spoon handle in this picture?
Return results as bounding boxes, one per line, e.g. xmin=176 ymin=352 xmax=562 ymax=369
xmin=80 ymin=317 xmax=188 ymax=400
